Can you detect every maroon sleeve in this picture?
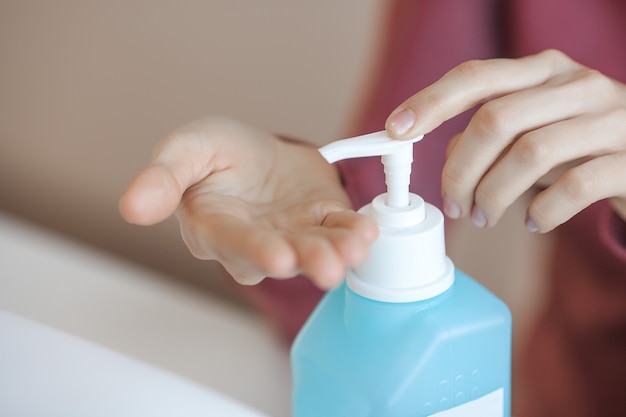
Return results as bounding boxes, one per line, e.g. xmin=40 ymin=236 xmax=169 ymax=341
xmin=520 ymin=202 xmax=626 ymax=416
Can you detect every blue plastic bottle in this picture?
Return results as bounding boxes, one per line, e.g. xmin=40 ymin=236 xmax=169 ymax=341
xmin=291 ymin=132 xmax=512 ymax=417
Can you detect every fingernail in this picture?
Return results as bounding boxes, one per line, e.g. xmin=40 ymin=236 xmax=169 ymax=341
xmin=388 ymin=108 xmax=416 ymax=136
xmin=443 ymin=196 xmax=461 ymax=219
xmin=525 ymin=215 xmax=539 ymax=233
xmin=471 ymin=205 xmax=487 ymax=228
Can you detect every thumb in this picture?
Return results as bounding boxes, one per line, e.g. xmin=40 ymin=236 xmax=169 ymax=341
xmin=119 ymin=162 xmax=185 ymax=226
xmin=120 ymin=121 xmax=218 ymax=225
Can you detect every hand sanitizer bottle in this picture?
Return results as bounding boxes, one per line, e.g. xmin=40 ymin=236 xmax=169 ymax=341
xmin=291 ymin=131 xmax=512 ymax=417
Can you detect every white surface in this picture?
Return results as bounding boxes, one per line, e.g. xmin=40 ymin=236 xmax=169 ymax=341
xmin=0 ymin=211 xmax=291 ymax=417
xmin=0 ymin=310 xmax=267 ymax=417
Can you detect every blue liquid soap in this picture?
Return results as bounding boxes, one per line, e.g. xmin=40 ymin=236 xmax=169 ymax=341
xmin=292 ymin=269 xmax=511 ymax=417
xmin=291 ymin=132 xmax=512 ymax=417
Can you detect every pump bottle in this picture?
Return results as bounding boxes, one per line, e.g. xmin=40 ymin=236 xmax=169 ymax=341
xmin=291 ymin=131 xmax=512 ymax=417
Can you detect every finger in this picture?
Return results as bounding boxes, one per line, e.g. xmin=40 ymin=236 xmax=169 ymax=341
xmin=322 ymin=210 xmax=379 ymax=246
xmin=442 ymin=70 xmax=615 ymax=221
xmin=179 ymin=209 xmax=375 ymax=287
xmin=325 ymin=229 xmax=372 ymax=268
xmin=527 ymin=152 xmax=626 ymax=232
xmin=445 ymin=132 xmax=463 ymax=159
xmin=180 ymin=213 xmax=298 ymax=284
xmin=386 ymin=49 xmax=579 ymax=139
xmin=286 ymin=232 xmax=347 ymax=290
xmin=473 ymin=109 xmax=626 ymax=226
xmin=282 ymin=211 xmax=378 ymax=289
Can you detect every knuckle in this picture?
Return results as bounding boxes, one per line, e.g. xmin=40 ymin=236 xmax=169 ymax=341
xmin=561 ymin=167 xmax=597 ymax=201
xmin=474 ymin=100 xmax=513 ymax=138
xmin=454 ymin=59 xmax=487 ymax=81
xmin=539 ymin=48 xmax=570 ymax=65
xmin=537 ymin=49 xmax=583 ymax=78
xmin=577 ymin=69 xmax=614 ymax=97
xmin=527 ymin=197 xmax=552 ymax=229
xmin=475 ymin=180 xmax=505 ymax=211
xmin=418 ymin=88 xmax=447 ymax=114
xmin=596 ymin=107 xmax=626 ymax=135
xmin=515 ymin=132 xmax=551 ymax=166
xmin=442 ymin=163 xmax=466 ymax=192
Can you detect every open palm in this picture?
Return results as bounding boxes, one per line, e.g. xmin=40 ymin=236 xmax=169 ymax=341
xmin=120 ymin=117 xmax=377 ymax=288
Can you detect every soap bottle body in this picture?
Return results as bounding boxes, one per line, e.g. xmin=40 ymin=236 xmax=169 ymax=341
xmin=291 ymin=269 xmax=512 ymax=417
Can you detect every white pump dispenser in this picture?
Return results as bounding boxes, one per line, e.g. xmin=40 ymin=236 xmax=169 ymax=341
xmin=319 ymin=131 xmax=454 ymax=303
xmin=294 ymin=130 xmax=512 ymax=416
xmin=291 ymin=132 xmax=511 ymax=417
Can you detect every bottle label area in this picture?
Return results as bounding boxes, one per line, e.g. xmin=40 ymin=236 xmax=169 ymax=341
xmin=428 ymin=388 xmax=503 ymax=417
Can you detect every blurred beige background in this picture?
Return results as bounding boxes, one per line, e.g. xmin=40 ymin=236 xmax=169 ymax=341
xmin=0 ymin=0 xmax=386 ymax=303
xmin=0 ymin=0 xmax=551 ymax=340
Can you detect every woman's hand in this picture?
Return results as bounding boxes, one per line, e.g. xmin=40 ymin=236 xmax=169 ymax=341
xmin=120 ymin=117 xmax=377 ymax=288
xmin=386 ymin=49 xmax=626 ymax=232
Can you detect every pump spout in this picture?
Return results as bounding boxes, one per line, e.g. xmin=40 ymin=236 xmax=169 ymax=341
xmin=318 ymin=131 xmax=423 ymax=208
xmin=381 ymin=149 xmax=412 ymax=208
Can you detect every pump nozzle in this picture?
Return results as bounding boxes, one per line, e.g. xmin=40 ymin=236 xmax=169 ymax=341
xmin=319 ymin=131 xmax=453 ymax=303
xmin=319 ymin=131 xmax=423 ymax=208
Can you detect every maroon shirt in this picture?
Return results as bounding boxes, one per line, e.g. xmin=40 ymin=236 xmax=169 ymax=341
xmin=240 ymin=1 xmax=626 ymax=415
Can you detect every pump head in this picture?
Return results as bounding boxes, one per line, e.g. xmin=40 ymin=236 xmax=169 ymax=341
xmin=319 ymin=131 xmax=423 ymax=209
xmin=318 ymin=131 xmax=454 ymax=303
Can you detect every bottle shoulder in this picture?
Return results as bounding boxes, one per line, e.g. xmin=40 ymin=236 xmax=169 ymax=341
xmin=292 ymin=272 xmax=512 ymax=417
xmin=301 ymin=270 xmax=510 ymax=331
xmin=293 ymin=270 xmax=511 ymax=362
